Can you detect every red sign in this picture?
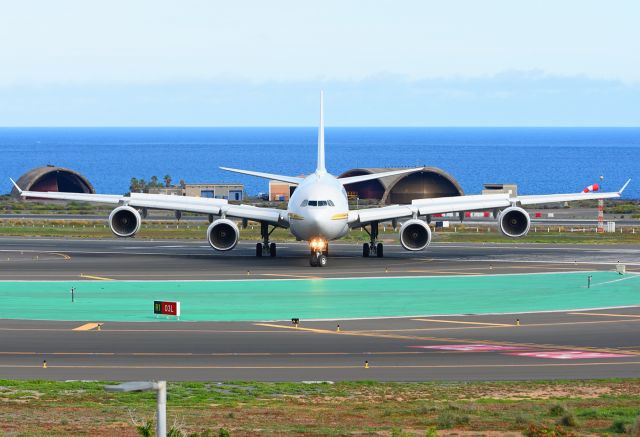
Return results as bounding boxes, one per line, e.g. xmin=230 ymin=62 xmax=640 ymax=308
xmin=154 ymin=301 xmax=181 ymax=316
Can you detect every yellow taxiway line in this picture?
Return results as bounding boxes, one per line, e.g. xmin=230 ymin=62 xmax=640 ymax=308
xmin=254 ymin=322 xmax=640 ymax=356
xmin=4 ymin=361 xmax=640 ymax=370
xmin=79 ymin=274 xmax=114 ymax=281
xmin=568 ymin=312 xmax=640 ymax=318
xmin=72 ymin=323 xmax=101 ymax=331
xmin=412 ymin=318 xmax=513 ymax=327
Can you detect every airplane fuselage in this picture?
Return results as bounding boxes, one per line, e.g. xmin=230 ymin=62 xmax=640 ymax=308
xmin=287 ymin=171 xmax=350 ymax=242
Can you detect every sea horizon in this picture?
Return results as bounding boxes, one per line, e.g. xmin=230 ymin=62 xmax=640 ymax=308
xmin=1 ymin=127 xmax=638 ymax=199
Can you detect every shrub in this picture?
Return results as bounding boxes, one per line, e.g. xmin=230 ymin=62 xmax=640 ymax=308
xmin=549 ymin=403 xmax=568 ymax=417
xmin=390 ymin=429 xmax=414 ymax=437
xmin=136 ymin=421 xmax=153 ymax=437
xmin=424 ymin=427 xmax=438 ymax=437
xmin=558 ymin=412 xmax=578 ymax=427
xmin=524 ymin=423 xmax=577 ymax=437
xmin=609 ymin=419 xmax=629 ymax=433
xmin=629 ymin=416 xmax=640 ymax=436
xmin=436 ymin=411 xmax=470 ymax=429
xmin=515 ymin=414 xmax=533 ymax=426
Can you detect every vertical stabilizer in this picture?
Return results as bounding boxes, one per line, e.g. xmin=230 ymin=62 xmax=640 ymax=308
xmin=316 ymin=91 xmax=326 ymax=173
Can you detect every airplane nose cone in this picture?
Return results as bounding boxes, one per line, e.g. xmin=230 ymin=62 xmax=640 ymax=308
xmin=306 ymin=212 xmax=321 ymax=227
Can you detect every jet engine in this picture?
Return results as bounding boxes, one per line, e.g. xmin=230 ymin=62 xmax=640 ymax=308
xmin=108 ymin=206 xmax=142 ymax=237
xmin=399 ymin=219 xmax=432 ymax=251
xmin=207 ymin=219 xmax=240 ymax=251
xmin=498 ymin=206 xmax=531 ymax=238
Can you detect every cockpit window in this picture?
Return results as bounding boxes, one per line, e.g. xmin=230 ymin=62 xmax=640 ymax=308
xmin=300 ymin=200 xmax=308 ymax=207
xmin=303 ymin=200 xmax=334 ymax=207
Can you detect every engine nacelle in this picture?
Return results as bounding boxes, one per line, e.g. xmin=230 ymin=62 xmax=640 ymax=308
xmin=498 ymin=206 xmax=531 ymax=238
xmin=207 ymin=219 xmax=240 ymax=251
xmin=399 ymin=219 xmax=432 ymax=251
xmin=108 ymin=206 xmax=142 ymax=237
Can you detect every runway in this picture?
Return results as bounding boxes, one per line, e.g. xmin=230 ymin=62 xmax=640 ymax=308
xmin=1 ymin=237 xmax=638 ymax=280
xmin=1 ymin=308 xmax=640 ymax=381
xmin=0 ymin=236 xmax=638 ymax=381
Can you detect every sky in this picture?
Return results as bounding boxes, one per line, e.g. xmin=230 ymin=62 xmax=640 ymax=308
xmin=0 ymin=0 xmax=639 ymax=126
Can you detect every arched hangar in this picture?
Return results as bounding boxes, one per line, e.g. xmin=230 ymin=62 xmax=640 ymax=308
xmin=11 ymin=166 xmax=95 ymax=199
xmin=338 ymin=167 xmax=463 ymax=205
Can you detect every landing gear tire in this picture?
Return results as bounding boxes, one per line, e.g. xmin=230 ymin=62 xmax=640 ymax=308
xmin=256 ymin=222 xmax=278 ymax=258
xmin=318 ymin=254 xmax=327 ymax=267
xmin=376 ymin=242 xmax=384 ymax=258
xmin=309 ymin=252 xmax=327 ymax=267
xmin=363 ymin=243 xmax=370 ymax=257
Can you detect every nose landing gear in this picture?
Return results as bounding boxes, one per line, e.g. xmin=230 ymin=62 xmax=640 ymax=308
xmin=309 ymin=238 xmax=328 ymax=267
xmin=362 ymin=222 xmax=384 ymax=258
xmin=255 ymin=222 xmax=277 ymax=257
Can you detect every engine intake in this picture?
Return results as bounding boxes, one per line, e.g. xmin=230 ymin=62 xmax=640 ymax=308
xmin=207 ymin=219 xmax=240 ymax=251
xmin=498 ymin=206 xmax=531 ymax=238
xmin=108 ymin=206 xmax=141 ymax=237
xmin=399 ymin=219 xmax=432 ymax=251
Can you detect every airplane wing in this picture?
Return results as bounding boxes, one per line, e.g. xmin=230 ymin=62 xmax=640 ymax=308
xmin=219 ymin=167 xmax=304 ymax=185
xmin=349 ymin=179 xmax=630 ymax=226
xmin=338 ymin=168 xmax=423 ymax=185
xmin=10 ymin=178 xmax=287 ymax=226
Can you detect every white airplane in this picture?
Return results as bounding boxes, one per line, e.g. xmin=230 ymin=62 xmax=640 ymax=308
xmin=10 ymin=94 xmax=631 ymax=267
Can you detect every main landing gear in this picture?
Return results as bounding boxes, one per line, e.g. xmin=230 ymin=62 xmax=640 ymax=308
xmin=362 ymin=221 xmax=384 ymax=258
xmin=309 ymin=238 xmax=328 ymax=267
xmin=255 ymin=222 xmax=277 ymax=257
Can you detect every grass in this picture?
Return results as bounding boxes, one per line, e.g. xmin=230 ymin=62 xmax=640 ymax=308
xmin=0 ymin=379 xmax=639 ymax=436
xmin=0 ymin=218 xmax=639 ymax=244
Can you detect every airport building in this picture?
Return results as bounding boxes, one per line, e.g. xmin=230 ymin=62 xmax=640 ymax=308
xmin=269 ymin=180 xmax=298 ymax=201
xmin=11 ymin=165 xmax=461 ymax=205
xmin=149 ymin=183 xmax=244 ymax=200
xmin=10 ymin=165 xmax=95 ymax=199
xmin=482 ymin=183 xmax=518 ymax=197
xmin=269 ymin=167 xmax=464 ymax=204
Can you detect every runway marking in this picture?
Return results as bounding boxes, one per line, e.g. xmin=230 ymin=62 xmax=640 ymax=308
xmin=404 ymin=270 xmax=481 ymax=276
xmin=357 ymin=318 xmax=640 ymax=332
xmin=51 ymin=252 xmax=71 ymax=260
xmin=0 ymin=351 xmax=433 ymax=357
xmin=410 ymin=344 xmax=527 ymax=352
xmin=412 ymin=318 xmax=513 ymax=327
xmin=72 ymin=323 xmax=101 ymax=331
xmin=2 ymin=361 xmax=640 ymax=370
xmin=587 ymin=274 xmax=640 ymax=287
xmin=505 ymin=351 xmax=631 ymax=360
xmin=79 ymin=274 xmax=114 ymax=281
xmin=254 ymin=323 xmax=640 ymax=356
xmin=0 ymin=269 xmax=623 ymax=281
xmin=0 ymin=327 xmax=289 ymax=333
xmin=261 ymin=273 xmax=321 ymax=279
xmin=568 ymin=312 xmax=640 ymax=318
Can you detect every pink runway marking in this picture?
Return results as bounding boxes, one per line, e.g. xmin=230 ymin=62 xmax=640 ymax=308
xmin=505 ymin=351 xmax=630 ymax=360
xmin=410 ymin=344 xmax=528 ymax=352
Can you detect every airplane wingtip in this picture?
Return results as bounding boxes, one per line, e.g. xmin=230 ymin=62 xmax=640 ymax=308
xmin=619 ymin=178 xmax=631 ymax=194
xmin=9 ymin=178 xmax=22 ymax=194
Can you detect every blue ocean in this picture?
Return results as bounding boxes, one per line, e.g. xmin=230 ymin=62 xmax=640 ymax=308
xmin=0 ymin=127 xmax=638 ymax=199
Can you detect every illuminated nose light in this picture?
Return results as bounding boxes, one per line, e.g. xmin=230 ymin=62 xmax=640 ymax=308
xmin=309 ymin=238 xmax=327 ymax=250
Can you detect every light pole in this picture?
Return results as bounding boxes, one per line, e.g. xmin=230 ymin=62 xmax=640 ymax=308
xmin=105 ymin=381 xmax=166 ymax=437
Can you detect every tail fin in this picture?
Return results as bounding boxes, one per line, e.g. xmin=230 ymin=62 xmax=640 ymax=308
xmin=316 ymin=91 xmax=326 ymax=174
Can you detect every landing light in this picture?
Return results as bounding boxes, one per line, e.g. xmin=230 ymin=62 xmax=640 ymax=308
xmin=309 ymin=239 xmax=326 ymax=250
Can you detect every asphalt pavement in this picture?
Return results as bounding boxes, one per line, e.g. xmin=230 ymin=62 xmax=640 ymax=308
xmin=0 ymin=236 xmax=638 ymax=381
